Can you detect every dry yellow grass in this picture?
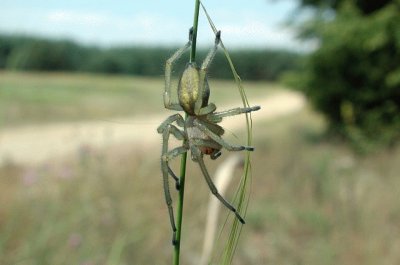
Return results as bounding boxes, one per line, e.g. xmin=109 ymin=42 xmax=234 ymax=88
xmin=0 ymin=71 xmax=275 ymax=127
xmin=1 ymin=73 xmax=399 ymax=264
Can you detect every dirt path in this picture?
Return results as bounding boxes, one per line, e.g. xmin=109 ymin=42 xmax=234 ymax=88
xmin=0 ymin=91 xmax=305 ymax=166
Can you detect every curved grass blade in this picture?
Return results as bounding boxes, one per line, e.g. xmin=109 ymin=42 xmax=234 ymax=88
xmin=200 ymin=2 xmax=255 ymax=264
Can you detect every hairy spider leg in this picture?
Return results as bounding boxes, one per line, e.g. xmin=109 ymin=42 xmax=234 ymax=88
xmin=157 ymin=113 xmax=185 ymax=134
xmin=160 ymin=123 xmax=188 ymax=245
xmin=162 ymin=147 xmax=188 ymax=245
xmin=191 ymin=138 xmax=222 ymax=150
xmin=197 ymin=117 xmax=225 ymax=136
xmin=158 ymin=113 xmax=186 ymax=189
xmin=208 ymin=106 xmax=261 ymax=123
xmin=193 ymin=119 xmax=255 ymax=151
xmin=161 ymin=123 xmax=185 ymax=189
xmin=163 ymin=142 xmax=188 ymax=191
xmin=191 ymin=146 xmax=245 ymax=224
xmin=164 ymin=28 xmax=193 ymax=111
xmin=194 ymin=31 xmax=222 ymax=116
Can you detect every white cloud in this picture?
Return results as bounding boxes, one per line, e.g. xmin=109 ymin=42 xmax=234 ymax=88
xmin=219 ymin=20 xmax=296 ymax=48
xmin=0 ymin=6 xmax=311 ymax=51
xmin=47 ymin=10 xmax=108 ymax=26
xmin=39 ymin=10 xmax=186 ymax=46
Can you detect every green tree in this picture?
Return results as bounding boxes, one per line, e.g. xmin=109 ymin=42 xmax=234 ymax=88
xmin=294 ymin=0 xmax=400 ymax=151
xmin=0 ymin=34 xmax=301 ymax=80
xmin=299 ymin=0 xmax=392 ymax=14
xmin=6 ymin=39 xmax=83 ymax=71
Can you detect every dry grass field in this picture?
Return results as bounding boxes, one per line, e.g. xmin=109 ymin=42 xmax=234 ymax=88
xmin=1 ymin=71 xmax=399 ymax=265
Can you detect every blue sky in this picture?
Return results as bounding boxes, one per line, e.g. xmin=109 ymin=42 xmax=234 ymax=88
xmin=0 ymin=0 xmax=310 ymax=50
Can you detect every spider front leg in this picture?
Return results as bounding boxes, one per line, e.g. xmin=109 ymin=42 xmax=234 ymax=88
xmin=194 ymin=31 xmax=221 ymax=116
xmin=208 ymin=105 xmax=261 ymax=123
xmin=191 ymin=146 xmax=245 ymax=224
xmin=164 ymin=28 xmax=193 ymax=111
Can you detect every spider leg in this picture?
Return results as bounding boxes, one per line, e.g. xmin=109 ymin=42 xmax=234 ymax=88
xmin=208 ymin=106 xmax=261 ymax=123
xmin=200 ymin=118 xmax=225 ymax=136
xmin=192 ymin=138 xmax=221 ymax=149
xmin=161 ymin=124 xmax=188 ymax=245
xmin=210 ymin=150 xmax=222 ymax=160
xmin=194 ymin=31 xmax=221 ymax=115
xmin=197 ymin=103 xmax=217 ymax=116
xmin=162 ymin=145 xmax=188 ymax=190
xmin=194 ymin=119 xmax=254 ymax=151
xmin=161 ymin=158 xmax=178 ymax=246
xmin=157 ymin=113 xmax=185 ymax=134
xmin=164 ymin=28 xmax=193 ymax=111
xmin=162 ymin=146 xmax=188 ymax=246
xmin=191 ymin=146 xmax=245 ymax=224
xmin=160 ymin=121 xmax=187 ymax=188
xmin=201 ymin=30 xmax=221 ymax=71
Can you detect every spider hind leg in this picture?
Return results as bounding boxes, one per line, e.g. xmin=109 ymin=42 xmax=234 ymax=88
xmin=191 ymin=146 xmax=245 ymax=224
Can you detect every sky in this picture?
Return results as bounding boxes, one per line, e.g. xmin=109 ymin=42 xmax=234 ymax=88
xmin=0 ymin=0 xmax=310 ymax=51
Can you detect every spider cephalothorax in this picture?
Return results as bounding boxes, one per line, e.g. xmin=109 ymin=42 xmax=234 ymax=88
xmin=158 ymin=28 xmax=260 ymax=245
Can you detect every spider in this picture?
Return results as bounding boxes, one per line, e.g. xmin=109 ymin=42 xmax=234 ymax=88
xmin=157 ymin=28 xmax=260 ymax=245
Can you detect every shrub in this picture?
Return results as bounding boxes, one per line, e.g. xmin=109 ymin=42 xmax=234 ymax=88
xmin=297 ymin=1 xmax=400 ymax=151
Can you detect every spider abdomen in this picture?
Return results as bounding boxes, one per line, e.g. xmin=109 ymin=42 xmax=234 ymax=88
xmin=201 ymin=147 xmax=215 ymax=155
xmin=178 ymin=63 xmax=210 ymax=115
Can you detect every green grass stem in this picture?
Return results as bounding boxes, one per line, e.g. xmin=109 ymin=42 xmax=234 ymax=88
xmin=172 ymin=152 xmax=187 ymax=265
xmin=172 ymin=0 xmax=200 ymax=264
xmin=190 ymin=0 xmax=200 ymax=63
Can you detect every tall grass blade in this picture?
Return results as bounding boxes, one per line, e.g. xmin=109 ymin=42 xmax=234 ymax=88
xmin=106 ymin=234 xmax=126 ymax=265
xmin=200 ymin=2 xmax=254 ymax=264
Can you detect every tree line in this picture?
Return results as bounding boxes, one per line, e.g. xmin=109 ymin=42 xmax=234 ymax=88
xmin=0 ymin=34 xmax=302 ymax=81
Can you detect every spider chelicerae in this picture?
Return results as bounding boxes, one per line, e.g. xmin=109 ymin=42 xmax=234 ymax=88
xmin=157 ymin=28 xmax=260 ymax=245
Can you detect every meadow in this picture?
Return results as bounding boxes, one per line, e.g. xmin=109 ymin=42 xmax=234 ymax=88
xmin=1 ymin=71 xmax=399 ymax=265
xmin=0 ymin=71 xmax=274 ymax=127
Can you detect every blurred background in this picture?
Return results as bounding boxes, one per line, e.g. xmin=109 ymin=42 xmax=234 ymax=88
xmin=1 ymin=0 xmax=399 ymax=264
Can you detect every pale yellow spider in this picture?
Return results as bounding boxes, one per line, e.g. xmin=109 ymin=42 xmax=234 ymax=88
xmin=157 ymin=28 xmax=260 ymax=245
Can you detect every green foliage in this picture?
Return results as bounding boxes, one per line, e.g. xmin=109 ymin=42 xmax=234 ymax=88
xmin=299 ymin=0 xmax=392 ymax=14
xmin=2 ymin=37 xmax=84 ymax=71
xmin=0 ymin=34 xmax=301 ymax=81
xmin=294 ymin=0 xmax=400 ymax=151
xmin=208 ymin=49 xmax=301 ymax=81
